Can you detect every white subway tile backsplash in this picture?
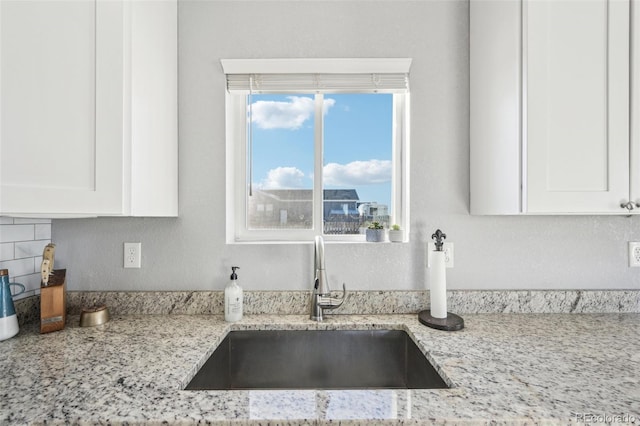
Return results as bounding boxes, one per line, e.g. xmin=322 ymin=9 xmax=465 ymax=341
xmin=13 ymin=272 xmax=42 ymax=294
xmin=15 ymin=240 xmax=48 ymax=259
xmin=0 ymin=217 xmax=50 ymax=301
xmin=0 ymin=243 xmax=14 ymax=261
xmin=14 ymin=218 xmax=52 ymax=225
xmin=0 ymin=224 xmax=35 ymax=243
xmin=34 ymin=224 xmax=51 ymax=240
xmin=0 ymin=257 xmax=35 ymax=277
xmin=12 ymin=286 xmax=39 ymax=301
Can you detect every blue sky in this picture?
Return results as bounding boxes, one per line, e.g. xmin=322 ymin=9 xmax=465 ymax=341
xmin=250 ymin=93 xmax=392 ymax=206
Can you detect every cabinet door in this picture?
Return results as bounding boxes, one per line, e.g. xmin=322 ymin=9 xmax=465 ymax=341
xmin=0 ymin=1 xmax=124 ymax=216
xmin=526 ymin=0 xmax=629 ymax=213
xmin=631 ymin=1 xmax=640 ymax=205
xmin=470 ymin=0 xmax=522 ymax=215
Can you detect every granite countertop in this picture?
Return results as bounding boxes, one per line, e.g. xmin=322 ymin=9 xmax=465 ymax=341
xmin=1 ymin=313 xmax=639 ymax=425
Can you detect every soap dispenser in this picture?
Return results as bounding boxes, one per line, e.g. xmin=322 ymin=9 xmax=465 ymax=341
xmin=224 ymin=266 xmax=243 ymax=322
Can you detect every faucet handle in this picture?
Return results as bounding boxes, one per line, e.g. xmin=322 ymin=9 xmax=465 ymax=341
xmin=319 ymin=283 xmax=347 ymax=310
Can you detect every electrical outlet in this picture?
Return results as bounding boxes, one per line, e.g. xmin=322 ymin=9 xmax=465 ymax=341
xmin=427 ymin=242 xmax=454 ymax=268
xmin=124 ymin=242 xmax=141 ymax=268
xmin=629 ymin=242 xmax=640 ymax=267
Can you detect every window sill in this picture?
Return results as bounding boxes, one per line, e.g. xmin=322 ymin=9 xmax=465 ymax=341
xmin=226 ymin=239 xmax=410 ymax=245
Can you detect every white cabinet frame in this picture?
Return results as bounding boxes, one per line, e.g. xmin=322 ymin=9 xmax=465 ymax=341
xmin=471 ymin=0 xmax=635 ymax=215
xmin=0 ymin=0 xmax=177 ymax=217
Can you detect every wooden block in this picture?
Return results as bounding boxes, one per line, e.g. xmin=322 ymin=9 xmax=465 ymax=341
xmin=40 ymin=269 xmax=66 ymax=334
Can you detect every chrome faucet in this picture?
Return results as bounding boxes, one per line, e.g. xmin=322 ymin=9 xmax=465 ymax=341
xmin=310 ymin=236 xmax=346 ymax=321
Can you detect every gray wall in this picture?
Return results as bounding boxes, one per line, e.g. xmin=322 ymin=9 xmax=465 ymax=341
xmin=53 ymin=0 xmax=640 ymax=292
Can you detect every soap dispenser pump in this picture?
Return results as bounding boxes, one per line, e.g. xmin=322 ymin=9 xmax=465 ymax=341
xmin=224 ymin=266 xmax=243 ymax=322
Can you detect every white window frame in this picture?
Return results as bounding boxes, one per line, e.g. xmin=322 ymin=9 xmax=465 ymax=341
xmin=223 ymin=59 xmax=411 ymax=243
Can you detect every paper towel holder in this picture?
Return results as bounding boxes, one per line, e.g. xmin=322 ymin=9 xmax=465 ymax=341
xmin=432 ymin=229 xmax=446 ymax=251
xmin=418 ymin=229 xmax=464 ymax=331
xmin=418 ymin=310 xmax=464 ymax=331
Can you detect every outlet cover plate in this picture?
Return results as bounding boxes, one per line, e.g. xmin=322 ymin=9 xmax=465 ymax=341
xmin=124 ymin=242 xmax=141 ymax=268
xmin=629 ymin=242 xmax=640 ymax=267
xmin=427 ymin=242 xmax=454 ymax=268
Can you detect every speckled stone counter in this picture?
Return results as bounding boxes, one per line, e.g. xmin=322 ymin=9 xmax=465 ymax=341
xmin=14 ymin=290 xmax=640 ymax=328
xmin=1 ymin=313 xmax=639 ymax=425
xmin=64 ymin=289 xmax=640 ymax=316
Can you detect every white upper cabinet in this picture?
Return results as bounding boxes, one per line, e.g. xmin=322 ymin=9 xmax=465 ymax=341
xmin=527 ymin=0 xmax=629 ymax=213
xmin=471 ymin=0 xmax=634 ymax=215
xmin=632 ymin=2 xmax=640 ymax=208
xmin=0 ymin=0 xmax=177 ymax=217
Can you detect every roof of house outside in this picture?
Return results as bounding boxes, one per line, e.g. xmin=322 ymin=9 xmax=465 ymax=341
xmin=253 ymin=189 xmax=360 ymax=202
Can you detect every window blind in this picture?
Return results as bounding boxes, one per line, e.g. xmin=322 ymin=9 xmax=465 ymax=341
xmin=226 ymin=73 xmax=409 ymax=94
xmin=221 ymin=58 xmax=412 ymax=94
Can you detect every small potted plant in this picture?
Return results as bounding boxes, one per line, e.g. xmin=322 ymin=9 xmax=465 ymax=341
xmin=366 ymin=221 xmax=385 ymax=242
xmin=388 ymin=224 xmax=404 ymax=242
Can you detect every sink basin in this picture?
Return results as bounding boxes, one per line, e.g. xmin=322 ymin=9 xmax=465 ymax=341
xmin=185 ymin=329 xmax=449 ymax=390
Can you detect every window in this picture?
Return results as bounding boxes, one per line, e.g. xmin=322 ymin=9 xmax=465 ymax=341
xmin=223 ymin=59 xmax=411 ymax=243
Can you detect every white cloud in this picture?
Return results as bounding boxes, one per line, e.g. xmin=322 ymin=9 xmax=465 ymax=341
xmin=251 ymin=96 xmax=336 ymax=130
xmin=323 ymin=159 xmax=392 ymax=186
xmin=260 ymin=167 xmax=306 ymax=189
xmin=323 ymin=98 xmax=336 ymax=115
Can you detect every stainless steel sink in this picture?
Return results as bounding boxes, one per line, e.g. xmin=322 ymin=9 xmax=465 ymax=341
xmin=185 ymin=330 xmax=449 ymax=390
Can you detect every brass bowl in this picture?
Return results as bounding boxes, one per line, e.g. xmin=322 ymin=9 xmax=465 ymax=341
xmin=79 ymin=305 xmax=110 ymax=327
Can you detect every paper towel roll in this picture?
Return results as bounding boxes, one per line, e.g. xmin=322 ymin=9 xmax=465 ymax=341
xmin=430 ymin=251 xmax=447 ymax=318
